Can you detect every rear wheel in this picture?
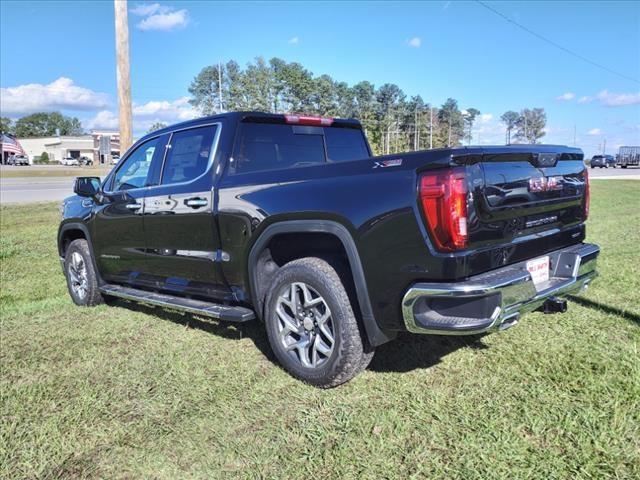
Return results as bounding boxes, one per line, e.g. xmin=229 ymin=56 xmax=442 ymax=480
xmin=264 ymin=257 xmax=373 ymax=388
xmin=64 ymin=239 xmax=103 ymax=306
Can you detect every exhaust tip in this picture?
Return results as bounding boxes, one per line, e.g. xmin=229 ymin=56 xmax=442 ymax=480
xmin=499 ymin=315 xmax=519 ymax=331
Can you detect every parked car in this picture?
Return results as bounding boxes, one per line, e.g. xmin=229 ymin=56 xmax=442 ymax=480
xmin=58 ymin=112 xmax=599 ymax=387
xmin=60 ymin=157 xmax=80 ymax=166
xmin=590 ymin=154 xmax=615 ymax=168
xmin=79 ymin=156 xmax=93 ymax=166
xmin=7 ymin=154 xmax=29 ymax=166
xmin=110 ymin=155 xmax=119 ymax=165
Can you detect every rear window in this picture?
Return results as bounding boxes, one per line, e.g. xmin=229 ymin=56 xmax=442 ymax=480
xmin=231 ymin=123 xmax=368 ymax=174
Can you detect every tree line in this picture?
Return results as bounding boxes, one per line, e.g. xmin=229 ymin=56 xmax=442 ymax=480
xmin=1 ymin=57 xmax=547 ymax=150
xmin=189 ymin=57 xmax=547 ymax=154
xmin=1 ymin=112 xmax=83 ymax=138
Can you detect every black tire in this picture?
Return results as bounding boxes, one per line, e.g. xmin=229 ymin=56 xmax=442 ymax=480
xmin=264 ymin=257 xmax=373 ymax=388
xmin=64 ymin=239 xmax=104 ymax=307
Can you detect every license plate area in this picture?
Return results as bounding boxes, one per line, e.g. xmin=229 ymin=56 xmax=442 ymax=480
xmin=526 ymin=256 xmax=550 ymax=289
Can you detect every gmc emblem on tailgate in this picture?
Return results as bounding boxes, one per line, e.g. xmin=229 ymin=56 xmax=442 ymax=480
xmin=529 ymin=176 xmax=563 ymax=192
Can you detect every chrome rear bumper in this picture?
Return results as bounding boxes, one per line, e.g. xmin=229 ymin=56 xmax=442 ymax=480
xmin=402 ymin=243 xmax=599 ymax=335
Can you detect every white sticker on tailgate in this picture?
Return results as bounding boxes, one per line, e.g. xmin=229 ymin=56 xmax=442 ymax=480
xmin=526 ymin=256 xmax=550 ymax=287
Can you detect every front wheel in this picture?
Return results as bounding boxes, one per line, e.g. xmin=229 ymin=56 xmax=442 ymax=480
xmin=64 ymin=239 xmax=104 ymax=306
xmin=264 ymin=257 xmax=374 ymax=388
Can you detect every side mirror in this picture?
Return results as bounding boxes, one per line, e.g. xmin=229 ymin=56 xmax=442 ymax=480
xmin=74 ymin=176 xmax=101 ymax=197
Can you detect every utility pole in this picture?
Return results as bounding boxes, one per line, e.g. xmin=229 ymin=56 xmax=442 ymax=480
xmin=114 ymin=0 xmax=132 ymax=153
xmin=429 ymin=106 xmax=433 ymax=149
xmin=603 ymin=138 xmax=606 ymax=154
xmin=524 ymin=112 xmax=528 ymax=144
xmin=413 ymin=105 xmax=418 ymax=152
xmin=217 ymin=61 xmax=224 ymax=112
xmin=448 ymin=116 xmax=451 ymax=147
xmin=573 ymin=125 xmax=576 ymax=146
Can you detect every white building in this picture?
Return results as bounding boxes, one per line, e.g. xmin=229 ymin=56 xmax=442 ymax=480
xmin=18 ymin=131 xmax=120 ymax=164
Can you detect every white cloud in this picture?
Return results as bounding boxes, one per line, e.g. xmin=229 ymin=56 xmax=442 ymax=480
xmin=595 ymin=89 xmax=640 ymax=107
xmin=86 ymin=110 xmax=119 ymax=130
xmin=138 ymin=9 xmax=188 ymax=31
xmin=288 ymin=36 xmax=299 ymax=45
xmin=407 ymin=37 xmax=421 ymax=48
xmin=130 ymin=3 xmax=170 ymax=16
xmin=132 ymin=3 xmax=189 ymax=31
xmin=85 ymin=97 xmax=199 ymax=133
xmin=480 ymin=113 xmax=493 ymax=123
xmin=556 ymin=92 xmax=575 ymax=101
xmin=577 ymin=96 xmax=592 ymax=104
xmin=0 ymin=77 xmax=109 ymax=115
xmin=587 ymin=128 xmax=602 ymax=136
xmin=133 ymin=96 xmax=197 ymax=121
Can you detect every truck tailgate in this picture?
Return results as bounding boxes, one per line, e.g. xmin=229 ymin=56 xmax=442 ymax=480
xmin=466 ymin=146 xmax=588 ymax=272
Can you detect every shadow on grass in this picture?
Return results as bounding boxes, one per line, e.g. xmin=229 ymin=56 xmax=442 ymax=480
xmin=568 ymin=295 xmax=640 ymax=326
xmin=106 ymin=298 xmax=277 ymax=361
xmin=107 ymin=298 xmax=488 ymax=374
xmin=368 ymin=333 xmax=487 ymax=373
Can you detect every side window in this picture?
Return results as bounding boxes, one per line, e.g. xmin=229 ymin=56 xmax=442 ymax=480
xmin=161 ymin=125 xmax=217 ymax=185
xmin=112 ymin=136 xmax=163 ymax=191
xmin=324 ymin=127 xmax=370 ymax=162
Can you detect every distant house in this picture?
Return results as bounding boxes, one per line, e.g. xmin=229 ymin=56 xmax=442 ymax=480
xmin=1 ymin=133 xmax=27 ymax=164
xmin=17 ymin=131 xmax=120 ymax=164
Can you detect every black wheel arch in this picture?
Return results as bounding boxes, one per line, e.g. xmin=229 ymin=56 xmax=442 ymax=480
xmin=248 ymin=220 xmax=395 ymax=347
xmin=58 ymin=222 xmax=105 ymax=285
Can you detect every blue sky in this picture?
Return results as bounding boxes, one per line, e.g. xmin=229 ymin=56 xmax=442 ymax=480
xmin=1 ymin=0 xmax=638 ymax=156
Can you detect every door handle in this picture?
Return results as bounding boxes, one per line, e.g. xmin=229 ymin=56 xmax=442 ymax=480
xmin=184 ymin=197 xmax=208 ymax=208
xmin=125 ymin=203 xmax=142 ymax=210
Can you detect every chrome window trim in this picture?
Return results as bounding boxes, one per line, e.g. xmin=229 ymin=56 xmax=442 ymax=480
xmin=152 ymin=121 xmax=222 ymax=191
xmin=103 ymin=122 xmax=222 ymax=195
xmin=103 ymin=133 xmax=167 ymax=194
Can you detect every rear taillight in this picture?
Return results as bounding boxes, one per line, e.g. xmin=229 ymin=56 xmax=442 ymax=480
xmin=584 ymin=169 xmax=590 ymax=220
xmin=284 ymin=114 xmax=333 ymax=126
xmin=419 ymin=168 xmax=468 ymax=251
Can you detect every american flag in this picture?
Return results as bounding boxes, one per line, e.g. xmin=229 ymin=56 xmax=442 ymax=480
xmin=1 ymin=133 xmax=26 ymax=155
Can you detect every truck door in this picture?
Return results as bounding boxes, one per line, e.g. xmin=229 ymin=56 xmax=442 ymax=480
xmin=142 ymin=123 xmax=230 ymax=300
xmin=93 ymin=134 xmax=168 ymax=282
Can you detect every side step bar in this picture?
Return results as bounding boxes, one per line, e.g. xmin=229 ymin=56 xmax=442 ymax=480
xmin=99 ymin=284 xmax=255 ymax=322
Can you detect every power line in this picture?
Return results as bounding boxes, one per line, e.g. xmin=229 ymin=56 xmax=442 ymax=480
xmin=476 ymin=0 xmax=640 ymax=85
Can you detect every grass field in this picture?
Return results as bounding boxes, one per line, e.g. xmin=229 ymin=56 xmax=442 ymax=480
xmin=0 ymin=166 xmax=110 ymax=178
xmin=1 ymin=181 xmax=639 ymax=479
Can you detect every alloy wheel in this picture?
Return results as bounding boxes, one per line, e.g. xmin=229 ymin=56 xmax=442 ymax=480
xmin=275 ymin=282 xmax=335 ymax=368
xmin=68 ymin=252 xmax=89 ymax=299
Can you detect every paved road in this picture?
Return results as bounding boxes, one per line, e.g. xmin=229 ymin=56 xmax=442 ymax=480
xmin=0 ymin=176 xmax=76 ymax=204
xmin=588 ymin=166 xmax=640 ymax=180
xmin=1 ymin=166 xmax=638 ymax=204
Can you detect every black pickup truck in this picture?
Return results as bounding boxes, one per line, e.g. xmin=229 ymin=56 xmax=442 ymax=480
xmin=59 ymin=112 xmax=599 ymax=387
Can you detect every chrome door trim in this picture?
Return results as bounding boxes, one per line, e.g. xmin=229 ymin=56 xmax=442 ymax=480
xmin=152 ymin=121 xmax=223 ymax=191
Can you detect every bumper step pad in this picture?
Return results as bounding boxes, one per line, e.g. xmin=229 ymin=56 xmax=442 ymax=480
xmin=99 ymin=284 xmax=255 ymax=322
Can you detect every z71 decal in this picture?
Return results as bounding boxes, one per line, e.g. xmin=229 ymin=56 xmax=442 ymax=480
xmin=373 ymin=158 xmax=403 ymax=169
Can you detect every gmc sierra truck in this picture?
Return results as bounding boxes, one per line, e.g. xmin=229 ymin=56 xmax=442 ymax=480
xmin=59 ymin=112 xmax=599 ymax=387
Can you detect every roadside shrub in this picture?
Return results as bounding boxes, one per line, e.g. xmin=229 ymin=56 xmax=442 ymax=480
xmin=34 ymin=152 xmax=50 ymax=164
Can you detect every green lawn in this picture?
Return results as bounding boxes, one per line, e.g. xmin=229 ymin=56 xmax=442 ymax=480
xmin=1 ymin=181 xmax=639 ymax=479
xmin=0 ymin=166 xmax=110 ymax=178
